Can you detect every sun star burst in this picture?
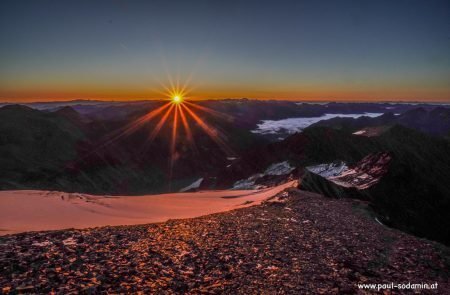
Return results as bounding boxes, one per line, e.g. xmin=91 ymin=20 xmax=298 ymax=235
xmin=172 ymin=95 xmax=182 ymax=104
xmin=82 ymin=77 xmax=235 ymax=190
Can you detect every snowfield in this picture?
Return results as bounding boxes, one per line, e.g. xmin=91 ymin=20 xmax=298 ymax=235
xmin=0 ymin=180 xmax=298 ymax=235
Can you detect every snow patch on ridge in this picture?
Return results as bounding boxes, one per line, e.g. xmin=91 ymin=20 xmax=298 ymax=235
xmin=265 ymin=161 xmax=296 ymax=176
xmin=306 ymin=162 xmax=348 ymax=178
xmin=232 ymin=161 xmax=295 ymax=190
xmin=180 ymin=178 xmax=204 ymax=192
xmin=306 ymin=153 xmax=391 ymax=190
xmin=352 ymin=130 xmax=366 ymax=135
xmin=352 ymin=126 xmax=389 ymax=137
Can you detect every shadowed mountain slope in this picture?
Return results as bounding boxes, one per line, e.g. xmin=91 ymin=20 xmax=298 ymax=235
xmin=0 ymin=104 xmax=266 ymax=194
xmin=0 ymin=105 xmax=85 ymax=189
xmin=215 ymin=125 xmax=450 ymax=245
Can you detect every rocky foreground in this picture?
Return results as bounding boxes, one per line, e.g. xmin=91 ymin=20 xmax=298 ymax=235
xmin=1 ymin=189 xmax=449 ymax=294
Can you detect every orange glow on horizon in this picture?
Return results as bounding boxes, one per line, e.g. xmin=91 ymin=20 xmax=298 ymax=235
xmin=2 ymin=83 xmax=450 ymax=103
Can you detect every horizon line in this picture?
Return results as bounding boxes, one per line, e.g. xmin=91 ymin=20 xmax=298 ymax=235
xmin=1 ymin=97 xmax=449 ymax=104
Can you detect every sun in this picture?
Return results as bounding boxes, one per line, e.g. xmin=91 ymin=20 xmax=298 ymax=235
xmin=172 ymin=95 xmax=182 ymax=104
xmin=93 ymin=81 xmax=235 ymax=188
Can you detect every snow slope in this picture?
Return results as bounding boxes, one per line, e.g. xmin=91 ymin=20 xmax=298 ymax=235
xmin=306 ymin=153 xmax=391 ymax=190
xmin=0 ymin=180 xmax=297 ymax=235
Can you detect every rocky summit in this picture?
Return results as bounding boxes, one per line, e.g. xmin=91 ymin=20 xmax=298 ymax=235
xmin=1 ymin=188 xmax=448 ymax=294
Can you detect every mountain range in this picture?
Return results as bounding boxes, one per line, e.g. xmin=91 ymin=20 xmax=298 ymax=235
xmin=1 ymin=100 xmax=449 ymax=246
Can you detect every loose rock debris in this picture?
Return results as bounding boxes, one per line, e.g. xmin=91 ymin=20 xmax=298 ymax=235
xmin=1 ymin=189 xmax=449 ymax=294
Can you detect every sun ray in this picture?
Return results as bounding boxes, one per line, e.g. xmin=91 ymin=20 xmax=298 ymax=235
xmin=169 ymin=105 xmax=179 ymax=181
xmin=119 ymin=102 xmax=172 ymax=137
xmin=175 ymin=68 xmax=181 ymax=96
xmin=149 ymin=103 xmax=175 ymax=142
xmin=160 ymin=53 xmax=176 ymax=92
xmin=152 ymin=83 xmax=174 ymax=98
xmin=170 ymin=105 xmax=179 ymax=154
xmin=184 ymin=101 xmax=233 ymax=121
xmin=78 ymin=102 xmax=172 ymax=160
xmin=74 ymin=70 xmax=238 ymax=190
xmin=178 ymin=104 xmax=197 ymax=153
xmin=178 ymin=72 xmax=198 ymax=97
xmin=177 ymin=48 xmax=210 ymax=96
xmin=181 ymin=103 xmax=235 ymax=156
xmin=137 ymin=103 xmax=176 ymax=155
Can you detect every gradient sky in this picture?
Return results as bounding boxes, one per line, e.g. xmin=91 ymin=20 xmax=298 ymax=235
xmin=0 ymin=0 xmax=449 ymax=102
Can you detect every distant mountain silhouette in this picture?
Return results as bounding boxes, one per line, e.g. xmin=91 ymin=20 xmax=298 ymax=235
xmin=310 ymin=107 xmax=450 ymax=136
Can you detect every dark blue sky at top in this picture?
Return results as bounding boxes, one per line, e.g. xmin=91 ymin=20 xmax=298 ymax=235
xmin=0 ymin=0 xmax=449 ymax=101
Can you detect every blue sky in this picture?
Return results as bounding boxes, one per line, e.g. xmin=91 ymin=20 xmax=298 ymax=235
xmin=1 ymin=0 xmax=449 ymax=101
